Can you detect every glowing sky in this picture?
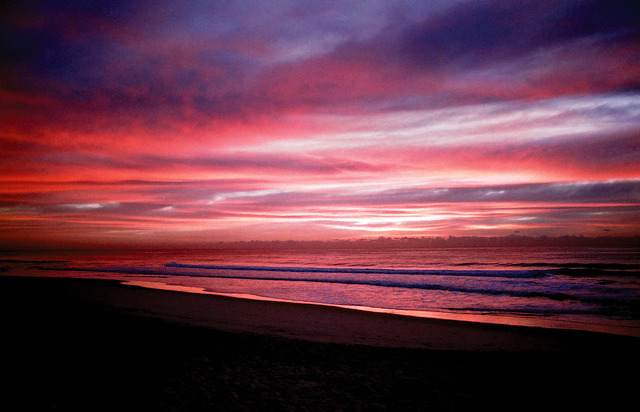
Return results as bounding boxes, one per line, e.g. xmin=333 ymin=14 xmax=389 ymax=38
xmin=1 ymin=0 xmax=639 ymax=247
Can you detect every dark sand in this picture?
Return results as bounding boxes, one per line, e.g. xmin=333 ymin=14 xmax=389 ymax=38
xmin=2 ymin=276 xmax=638 ymax=411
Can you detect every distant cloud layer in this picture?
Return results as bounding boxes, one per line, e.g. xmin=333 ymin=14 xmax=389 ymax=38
xmin=1 ymin=0 xmax=639 ymax=247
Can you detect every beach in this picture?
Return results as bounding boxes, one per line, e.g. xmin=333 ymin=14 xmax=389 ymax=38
xmin=3 ymin=275 xmax=638 ymax=411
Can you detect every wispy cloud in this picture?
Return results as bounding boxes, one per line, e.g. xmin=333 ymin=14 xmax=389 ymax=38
xmin=1 ymin=0 xmax=639 ymax=246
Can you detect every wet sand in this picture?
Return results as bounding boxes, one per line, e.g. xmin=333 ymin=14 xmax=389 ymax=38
xmin=2 ymin=275 xmax=638 ymax=411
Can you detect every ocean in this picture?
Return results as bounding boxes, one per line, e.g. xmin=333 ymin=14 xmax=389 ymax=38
xmin=2 ymin=245 xmax=639 ymax=337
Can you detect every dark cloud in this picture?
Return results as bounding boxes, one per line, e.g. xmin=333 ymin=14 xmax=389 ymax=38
xmin=397 ymin=0 xmax=640 ymax=70
xmin=241 ymin=181 xmax=640 ymax=208
xmin=2 ymin=0 xmax=638 ymax=128
xmin=210 ymin=180 xmax=640 ymax=208
xmin=480 ymin=129 xmax=640 ymax=176
xmin=555 ymin=0 xmax=640 ymax=40
xmin=374 ymin=181 xmax=640 ymax=205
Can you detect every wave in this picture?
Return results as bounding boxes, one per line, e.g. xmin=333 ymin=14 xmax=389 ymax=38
xmin=500 ymin=262 xmax=640 ymax=270
xmin=447 ymin=306 xmax=637 ymax=318
xmin=165 ymin=262 xmax=547 ymax=278
xmin=452 ymin=262 xmax=640 ymax=277
xmin=166 ymin=262 xmax=640 ymax=279
xmin=36 ymin=264 xmax=638 ymax=309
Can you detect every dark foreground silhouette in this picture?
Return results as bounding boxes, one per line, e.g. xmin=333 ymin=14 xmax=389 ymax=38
xmin=3 ymin=276 xmax=637 ymax=411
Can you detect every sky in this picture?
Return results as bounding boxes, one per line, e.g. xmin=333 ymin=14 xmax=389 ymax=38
xmin=1 ymin=0 xmax=639 ymax=248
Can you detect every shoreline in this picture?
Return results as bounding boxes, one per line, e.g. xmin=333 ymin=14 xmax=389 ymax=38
xmin=3 ymin=274 xmax=638 ymax=410
xmin=4 ymin=274 xmax=638 ymax=351
xmin=124 ymin=279 xmax=640 ymax=338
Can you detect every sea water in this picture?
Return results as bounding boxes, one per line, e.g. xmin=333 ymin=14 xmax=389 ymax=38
xmin=2 ymin=246 xmax=639 ymax=337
